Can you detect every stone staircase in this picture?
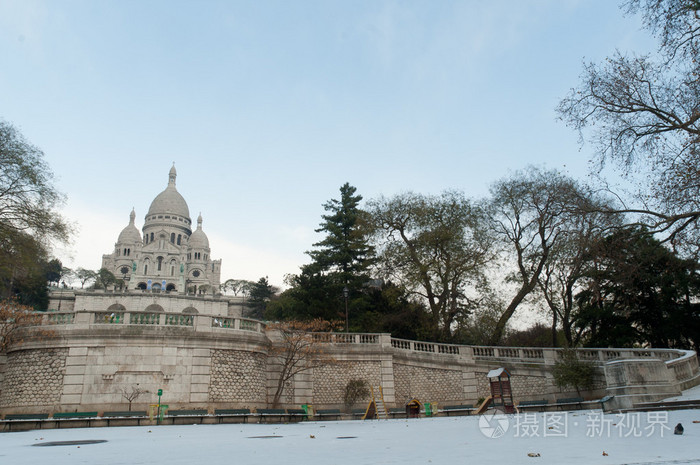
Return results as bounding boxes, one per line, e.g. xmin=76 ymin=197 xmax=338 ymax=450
xmin=369 ymin=386 xmax=388 ymax=419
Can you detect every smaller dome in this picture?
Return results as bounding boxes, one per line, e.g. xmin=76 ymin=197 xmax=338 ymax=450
xmin=189 ymin=213 xmax=209 ymax=249
xmin=117 ymin=209 xmax=142 ymax=244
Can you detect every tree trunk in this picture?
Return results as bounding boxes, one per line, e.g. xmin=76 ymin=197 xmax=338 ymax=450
xmin=489 ymin=281 xmax=536 ymax=344
xmin=272 ymin=381 xmax=284 ymax=408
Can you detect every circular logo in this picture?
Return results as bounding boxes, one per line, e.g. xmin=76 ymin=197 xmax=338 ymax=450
xmin=479 ymin=408 xmax=510 ymax=439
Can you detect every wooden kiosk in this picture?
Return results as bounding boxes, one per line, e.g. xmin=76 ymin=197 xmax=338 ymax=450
xmin=487 ymin=367 xmax=515 ymax=413
xmin=406 ymin=399 xmax=422 ymax=418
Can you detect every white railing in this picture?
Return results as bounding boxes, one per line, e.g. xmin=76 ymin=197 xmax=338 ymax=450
xmin=390 ymin=338 xmax=461 ymax=355
xmin=46 ymin=312 xmax=75 ymax=325
xmin=471 ymin=346 xmax=546 ymax=361
xmin=468 ymin=345 xmax=689 ymax=365
xmin=311 ymin=333 xmax=381 ymax=344
xmin=29 ymin=311 xmax=697 ymax=371
xmin=666 ymin=350 xmax=700 ymax=383
xmin=40 ymin=310 xmax=267 ymax=333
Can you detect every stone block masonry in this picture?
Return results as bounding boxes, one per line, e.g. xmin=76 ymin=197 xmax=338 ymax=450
xmin=0 ymin=348 xmax=67 ymax=408
xmin=475 ymin=370 xmax=549 ymax=401
xmin=209 ymin=349 xmax=267 ymax=404
xmin=312 ymin=361 xmax=381 ymax=406
xmin=2 ymin=297 xmax=698 ymax=414
xmin=394 ymin=363 xmax=462 ymax=404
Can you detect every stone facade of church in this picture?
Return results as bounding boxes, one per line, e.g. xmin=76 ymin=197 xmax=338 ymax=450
xmin=101 ymin=166 xmax=221 ymax=294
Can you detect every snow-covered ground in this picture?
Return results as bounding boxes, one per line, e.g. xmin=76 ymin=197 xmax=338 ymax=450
xmin=1 ymin=409 xmax=699 ymax=465
xmin=665 ymin=384 xmax=700 ymax=402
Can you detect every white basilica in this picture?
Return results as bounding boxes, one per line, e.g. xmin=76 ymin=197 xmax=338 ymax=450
xmin=101 ymin=165 xmax=221 ymax=294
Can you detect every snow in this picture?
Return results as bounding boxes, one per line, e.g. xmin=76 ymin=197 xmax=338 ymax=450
xmin=665 ymin=384 xmax=700 ymax=402
xmin=486 ymin=367 xmax=507 ymax=378
xmin=2 ymin=410 xmax=699 ymax=465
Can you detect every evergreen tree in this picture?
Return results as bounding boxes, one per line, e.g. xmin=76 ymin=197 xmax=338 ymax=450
xmin=575 ymin=228 xmax=700 ymax=351
xmin=247 ymin=276 xmax=278 ymax=319
xmin=267 ymin=183 xmax=376 ymax=328
xmin=307 ymin=182 xmax=374 ymax=289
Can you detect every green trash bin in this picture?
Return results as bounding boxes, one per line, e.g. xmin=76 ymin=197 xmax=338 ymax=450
xmin=425 ymin=402 xmax=432 ymax=417
xmin=302 ymin=404 xmax=313 ymax=417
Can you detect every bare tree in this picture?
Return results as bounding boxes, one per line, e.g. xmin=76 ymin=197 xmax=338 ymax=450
xmin=485 ymin=167 xmax=595 ymax=344
xmin=75 ymin=268 xmax=97 ymax=289
xmin=367 ymin=191 xmax=492 ymax=342
xmin=0 ymin=120 xmax=70 ymax=246
xmin=220 ymin=278 xmax=255 ymax=296
xmin=558 ymin=0 xmax=700 ymax=249
xmin=266 ymin=319 xmax=336 ymax=408
xmin=537 ymin=200 xmax=623 ymax=347
xmin=0 ymin=299 xmax=48 ymax=353
xmin=121 ymin=385 xmax=147 ymax=411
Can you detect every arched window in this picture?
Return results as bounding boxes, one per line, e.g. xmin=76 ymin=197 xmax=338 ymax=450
xmin=144 ymin=264 xmax=148 ymax=274
xmin=171 ymin=233 xmax=175 ymax=243
xmin=157 ymin=256 xmax=163 ymax=271
xmin=150 ymin=232 xmax=154 ymax=242
xmin=126 ymin=248 xmax=130 ymax=256
xmin=177 ymin=234 xmax=181 ymax=245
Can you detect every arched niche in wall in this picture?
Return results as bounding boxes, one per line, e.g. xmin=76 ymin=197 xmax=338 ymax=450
xmin=107 ymin=303 xmax=126 ymax=312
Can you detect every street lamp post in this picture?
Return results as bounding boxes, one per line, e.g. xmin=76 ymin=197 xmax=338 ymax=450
xmin=343 ymin=286 xmax=349 ymax=333
xmin=58 ymin=281 xmax=66 ymax=311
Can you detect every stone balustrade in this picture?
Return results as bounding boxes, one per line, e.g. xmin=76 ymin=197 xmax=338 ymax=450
xmin=40 ymin=310 xmax=266 ymax=333
xmin=34 ymin=311 xmax=695 ymax=372
xmin=2 ymin=309 xmax=697 ymax=414
xmin=311 ymin=333 xmax=382 ymax=344
xmin=390 ymin=337 xmax=461 ymax=355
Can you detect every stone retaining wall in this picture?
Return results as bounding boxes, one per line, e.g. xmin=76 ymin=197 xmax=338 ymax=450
xmin=394 ymin=363 xmax=462 ymax=404
xmin=312 ymin=361 xmax=381 ymax=405
xmin=0 ymin=348 xmax=67 ymax=408
xmin=1 ymin=309 xmax=698 ymax=414
xmin=209 ymin=349 xmax=267 ymax=404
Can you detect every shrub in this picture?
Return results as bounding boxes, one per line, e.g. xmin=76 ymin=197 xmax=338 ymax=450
xmin=552 ymin=348 xmax=596 ymax=395
xmin=344 ymin=379 xmax=370 ymax=412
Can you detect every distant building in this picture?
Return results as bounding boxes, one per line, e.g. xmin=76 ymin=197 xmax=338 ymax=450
xmin=101 ymin=165 xmax=221 ymax=294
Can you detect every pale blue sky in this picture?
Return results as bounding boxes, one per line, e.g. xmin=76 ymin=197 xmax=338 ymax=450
xmin=0 ymin=1 xmax=653 ymax=287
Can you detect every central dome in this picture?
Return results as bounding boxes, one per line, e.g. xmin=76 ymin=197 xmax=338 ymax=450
xmin=147 ymin=165 xmax=191 ymax=220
